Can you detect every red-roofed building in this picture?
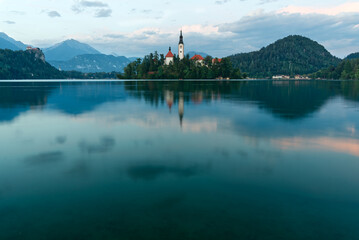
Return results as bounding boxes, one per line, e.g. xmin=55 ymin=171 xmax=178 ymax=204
xmin=165 ymin=47 xmax=174 ymax=65
xmin=190 ymin=54 xmax=204 ymax=65
xmin=212 ymin=58 xmax=222 ymax=64
xmin=191 ymin=55 xmax=204 ymax=61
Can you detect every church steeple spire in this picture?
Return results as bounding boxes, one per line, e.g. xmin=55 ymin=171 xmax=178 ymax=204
xmin=179 ymin=30 xmax=184 ymax=45
xmin=178 ymin=30 xmax=184 ymax=60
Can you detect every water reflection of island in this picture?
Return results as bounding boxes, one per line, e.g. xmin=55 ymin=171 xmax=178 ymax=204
xmin=124 ymin=80 xmax=359 ymax=121
xmin=1 ymin=80 xmax=359 ymax=124
xmin=165 ymin=90 xmax=217 ymax=127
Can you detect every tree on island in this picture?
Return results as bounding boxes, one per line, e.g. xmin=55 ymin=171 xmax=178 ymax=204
xmin=118 ymin=52 xmax=244 ymax=79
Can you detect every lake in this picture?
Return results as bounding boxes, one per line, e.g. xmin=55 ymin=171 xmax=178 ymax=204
xmin=0 ymin=80 xmax=359 ymax=240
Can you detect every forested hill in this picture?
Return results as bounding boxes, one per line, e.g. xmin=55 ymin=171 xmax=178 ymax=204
xmin=311 ymin=59 xmax=359 ymax=80
xmin=346 ymin=52 xmax=359 ymax=60
xmin=228 ymin=35 xmax=341 ymax=78
xmin=0 ymin=49 xmax=65 ymax=79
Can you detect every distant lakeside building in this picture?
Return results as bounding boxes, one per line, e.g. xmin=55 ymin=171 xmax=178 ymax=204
xmin=272 ymin=75 xmax=310 ymax=80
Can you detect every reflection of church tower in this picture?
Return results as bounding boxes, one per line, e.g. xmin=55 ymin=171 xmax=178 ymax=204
xmin=178 ymin=92 xmax=184 ymax=127
xmin=165 ymin=90 xmax=174 ymax=113
xmin=178 ymin=30 xmax=184 ymax=60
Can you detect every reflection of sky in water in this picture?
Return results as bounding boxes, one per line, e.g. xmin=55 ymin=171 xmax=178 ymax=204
xmin=0 ymin=81 xmax=359 ymax=239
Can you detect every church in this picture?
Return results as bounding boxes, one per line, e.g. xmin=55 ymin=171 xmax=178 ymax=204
xmin=165 ymin=31 xmax=185 ymax=65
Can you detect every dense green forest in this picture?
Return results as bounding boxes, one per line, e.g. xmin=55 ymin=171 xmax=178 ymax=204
xmin=346 ymin=52 xmax=359 ymax=60
xmin=0 ymin=49 xmax=65 ymax=79
xmin=228 ymin=35 xmax=341 ymax=78
xmin=311 ymin=59 xmax=359 ymax=80
xmin=118 ymin=52 xmax=244 ymax=79
xmin=0 ymin=49 xmax=120 ymax=79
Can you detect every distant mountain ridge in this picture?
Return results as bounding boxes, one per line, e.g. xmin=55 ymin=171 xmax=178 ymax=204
xmin=0 ymin=32 xmax=27 ymax=51
xmin=0 ymin=34 xmax=132 ymax=73
xmin=49 ymin=54 xmax=131 ymax=73
xmin=0 ymin=38 xmax=20 ymax=51
xmin=43 ymin=39 xmax=101 ymax=61
xmin=228 ymin=35 xmax=341 ymax=78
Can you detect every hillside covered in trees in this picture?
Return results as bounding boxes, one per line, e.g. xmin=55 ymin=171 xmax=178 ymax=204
xmin=0 ymin=49 xmax=65 ymax=79
xmin=228 ymin=35 xmax=341 ymax=78
xmin=118 ymin=52 xmax=244 ymax=79
xmin=311 ymin=59 xmax=359 ymax=80
xmin=0 ymin=49 xmax=119 ymax=79
xmin=346 ymin=52 xmax=359 ymax=60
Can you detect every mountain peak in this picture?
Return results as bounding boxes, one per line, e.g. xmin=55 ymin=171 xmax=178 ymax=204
xmin=44 ymin=39 xmax=101 ymax=61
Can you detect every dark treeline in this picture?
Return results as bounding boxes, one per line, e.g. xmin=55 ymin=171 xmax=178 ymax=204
xmin=118 ymin=52 xmax=244 ymax=79
xmin=64 ymin=71 xmax=120 ymax=79
xmin=346 ymin=52 xmax=359 ymax=60
xmin=312 ymin=59 xmax=359 ymax=80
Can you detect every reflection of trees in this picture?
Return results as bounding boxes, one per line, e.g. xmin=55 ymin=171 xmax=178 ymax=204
xmin=0 ymin=82 xmax=54 ymax=109
xmin=124 ymin=80 xmax=358 ymax=120
xmin=124 ymin=81 xmax=229 ymax=107
xmin=1 ymin=80 xmax=358 ymax=123
xmin=0 ymin=82 xmax=56 ymax=122
xmin=340 ymin=81 xmax=359 ymax=103
xmin=233 ymin=81 xmax=338 ymax=119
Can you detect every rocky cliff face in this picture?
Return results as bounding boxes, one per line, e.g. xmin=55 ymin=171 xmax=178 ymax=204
xmin=27 ymin=48 xmax=46 ymax=63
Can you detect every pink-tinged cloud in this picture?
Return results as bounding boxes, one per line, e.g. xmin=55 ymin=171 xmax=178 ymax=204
xmin=279 ymin=2 xmax=359 ymax=16
xmin=273 ymin=137 xmax=359 ymax=157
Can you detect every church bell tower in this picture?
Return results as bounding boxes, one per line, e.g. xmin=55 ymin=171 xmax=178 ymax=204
xmin=178 ymin=30 xmax=184 ymax=60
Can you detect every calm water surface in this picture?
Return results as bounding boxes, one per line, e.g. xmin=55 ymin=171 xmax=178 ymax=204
xmin=0 ymin=80 xmax=359 ymax=240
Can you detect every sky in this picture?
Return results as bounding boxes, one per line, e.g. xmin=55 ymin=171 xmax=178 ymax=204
xmin=1 ymin=0 xmax=359 ymax=58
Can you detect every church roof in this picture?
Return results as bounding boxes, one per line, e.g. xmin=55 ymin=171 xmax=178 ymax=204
xmin=191 ymin=55 xmax=204 ymax=61
xmin=166 ymin=47 xmax=174 ymax=58
xmin=166 ymin=51 xmax=174 ymax=58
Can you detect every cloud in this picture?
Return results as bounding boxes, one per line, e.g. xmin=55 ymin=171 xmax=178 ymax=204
xmin=10 ymin=10 xmax=25 ymax=15
xmin=79 ymin=136 xmax=116 ymax=154
xmin=4 ymin=21 xmax=15 ymax=24
xmin=215 ymin=0 xmax=230 ymax=5
xmin=72 ymin=0 xmax=112 ymax=17
xmin=79 ymin=0 xmax=108 ymax=7
xmin=57 ymin=2 xmax=359 ymax=58
xmin=90 ymin=26 xmax=233 ymax=57
xmin=55 ymin=136 xmax=67 ymax=144
xmin=95 ymin=8 xmax=112 ymax=18
xmin=103 ymin=33 xmax=125 ymax=39
xmin=24 ymin=151 xmax=64 ymax=166
xmin=127 ymin=163 xmax=205 ymax=181
xmin=280 ymin=2 xmax=359 ymax=16
xmin=218 ymin=10 xmax=359 ymax=57
xmin=48 ymin=11 xmax=61 ymax=18
xmin=259 ymin=0 xmax=278 ymax=5
xmin=273 ymin=137 xmax=359 ymax=158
